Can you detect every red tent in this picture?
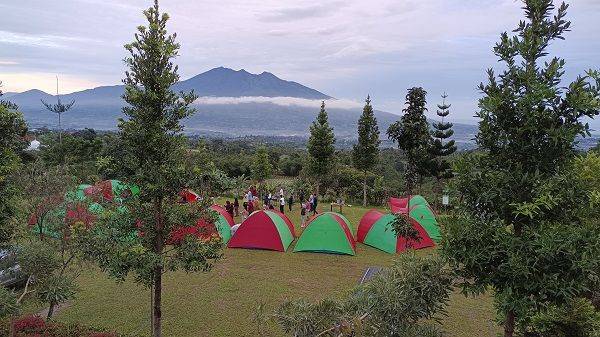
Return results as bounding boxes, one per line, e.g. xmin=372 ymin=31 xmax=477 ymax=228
xmin=179 ymin=189 xmax=200 ymax=203
xmin=227 ymin=210 xmax=295 ymax=252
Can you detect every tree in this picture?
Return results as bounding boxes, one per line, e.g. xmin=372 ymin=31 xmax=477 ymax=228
xmin=442 ymin=2 xmax=600 ymax=336
xmin=352 ymin=95 xmax=381 ymax=206
xmin=41 ymin=77 xmax=75 ymax=148
xmin=387 ymin=88 xmax=431 ymax=198
xmin=0 ymin=81 xmax=27 ymax=247
xmin=84 ymin=2 xmax=222 ymax=336
xmin=306 ymin=101 xmax=336 ymax=196
xmin=251 ymin=146 xmax=273 ymax=182
xmin=428 ymin=93 xmax=456 ymax=202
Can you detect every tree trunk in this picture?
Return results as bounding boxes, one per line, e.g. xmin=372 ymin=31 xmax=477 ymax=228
xmin=152 ymin=267 xmax=162 ymax=337
xmin=362 ymin=173 xmax=367 ymax=207
xmin=504 ymin=310 xmax=515 ymax=337
xmin=152 ymin=199 xmax=165 ymax=337
xmin=46 ymin=301 xmax=55 ymax=320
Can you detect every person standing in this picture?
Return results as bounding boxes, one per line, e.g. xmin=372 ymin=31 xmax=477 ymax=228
xmin=279 ymin=195 xmax=285 ymax=213
xmin=312 ymin=193 xmax=319 ymax=215
xmin=300 ymin=201 xmax=307 ymax=228
xmin=233 ymin=197 xmax=240 ymax=217
xmin=279 ymin=187 xmax=284 ymax=198
xmin=225 ymin=200 xmax=234 ymax=217
xmin=288 ymin=194 xmax=294 ymax=212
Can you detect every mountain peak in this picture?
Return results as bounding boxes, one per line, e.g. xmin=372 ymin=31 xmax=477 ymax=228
xmin=175 ymin=67 xmax=330 ymax=99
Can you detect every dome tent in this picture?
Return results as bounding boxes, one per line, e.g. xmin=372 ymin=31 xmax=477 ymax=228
xmin=358 ymin=210 xmax=435 ymax=254
xmin=83 ymin=180 xmax=140 ymax=203
xmin=209 ymin=205 xmax=234 ymax=243
xmin=409 ymin=204 xmax=441 ymax=243
xmin=388 ymin=195 xmax=430 ymax=214
xmin=388 ymin=195 xmax=441 ymax=243
xmin=228 ymin=210 xmax=295 ymax=252
xmin=293 ymin=212 xmax=356 ymax=255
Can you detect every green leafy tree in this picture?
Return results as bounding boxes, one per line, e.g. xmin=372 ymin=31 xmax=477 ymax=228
xmin=251 ymin=146 xmax=273 ymax=182
xmin=387 ymin=87 xmax=431 ymax=198
xmin=352 ymin=95 xmax=381 ymax=206
xmin=83 ymin=2 xmax=222 ymax=336
xmin=428 ymin=93 xmax=456 ymax=201
xmin=306 ymin=101 xmax=336 ymax=196
xmin=442 ymin=2 xmax=600 ymax=336
xmin=0 ymin=82 xmax=27 ymax=246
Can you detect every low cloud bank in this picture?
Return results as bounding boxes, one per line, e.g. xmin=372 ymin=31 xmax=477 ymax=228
xmin=194 ymin=96 xmax=363 ymax=110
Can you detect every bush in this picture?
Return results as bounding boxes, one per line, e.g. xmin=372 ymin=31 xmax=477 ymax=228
xmin=0 ymin=315 xmax=124 ymax=337
xmin=276 ymin=254 xmax=453 ymax=337
xmin=0 ymin=286 xmax=19 ymax=319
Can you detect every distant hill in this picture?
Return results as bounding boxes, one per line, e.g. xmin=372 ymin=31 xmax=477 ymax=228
xmin=7 ymin=67 xmax=480 ymax=148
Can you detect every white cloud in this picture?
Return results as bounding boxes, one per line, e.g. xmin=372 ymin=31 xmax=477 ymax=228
xmin=194 ymin=96 xmax=363 ymax=110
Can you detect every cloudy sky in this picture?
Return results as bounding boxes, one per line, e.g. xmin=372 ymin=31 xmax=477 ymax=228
xmin=1 ymin=0 xmax=599 ymax=123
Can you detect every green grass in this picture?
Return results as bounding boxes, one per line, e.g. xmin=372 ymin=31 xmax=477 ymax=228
xmin=55 ymin=202 xmax=499 ymax=337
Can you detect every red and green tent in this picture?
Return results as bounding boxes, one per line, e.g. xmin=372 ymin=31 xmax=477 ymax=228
xmin=83 ymin=180 xmax=140 ymax=203
xmin=388 ymin=195 xmax=430 ymax=214
xmin=409 ymin=204 xmax=441 ymax=243
xmin=227 ymin=210 xmax=295 ymax=252
xmin=210 ymin=205 xmax=235 ymax=227
xmin=209 ymin=205 xmax=235 ymax=243
xmin=388 ymin=195 xmax=441 ymax=243
xmin=357 ymin=210 xmax=435 ymax=254
xmin=294 ymin=212 xmax=356 ymax=255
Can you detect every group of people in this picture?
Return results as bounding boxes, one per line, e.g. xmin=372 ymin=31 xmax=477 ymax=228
xmin=222 ymin=186 xmax=320 ymax=227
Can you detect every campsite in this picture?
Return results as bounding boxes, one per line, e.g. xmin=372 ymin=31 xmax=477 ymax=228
xmin=1 ymin=1 xmax=600 ymax=337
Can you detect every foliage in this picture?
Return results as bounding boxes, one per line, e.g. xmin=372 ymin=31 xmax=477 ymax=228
xmin=529 ymin=298 xmax=600 ymax=337
xmin=307 ymin=102 xmax=336 ymax=188
xmin=353 ymin=96 xmax=381 ymax=206
xmin=86 ymin=2 xmax=224 ymax=335
xmin=276 ymin=254 xmax=453 ymax=337
xmin=0 ymin=87 xmax=27 ymax=247
xmin=387 ymin=88 xmax=431 ymax=195
xmin=0 ymin=286 xmax=19 ymax=319
xmin=428 ymin=93 xmax=456 ymax=190
xmin=443 ymin=2 xmax=600 ymax=335
xmin=251 ymin=146 xmax=273 ymax=182
xmin=0 ymin=314 xmax=123 ymax=337
xmin=278 ymin=154 xmax=303 ymax=177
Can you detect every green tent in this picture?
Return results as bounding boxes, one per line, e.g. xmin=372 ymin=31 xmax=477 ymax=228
xmin=294 ymin=212 xmax=356 ymax=255
xmin=214 ymin=213 xmax=232 ymax=243
xmin=409 ymin=204 xmax=441 ymax=243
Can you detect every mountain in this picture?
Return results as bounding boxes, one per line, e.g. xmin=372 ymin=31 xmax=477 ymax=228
xmin=174 ymin=67 xmax=330 ymax=99
xmin=7 ymin=67 xmax=479 ymax=148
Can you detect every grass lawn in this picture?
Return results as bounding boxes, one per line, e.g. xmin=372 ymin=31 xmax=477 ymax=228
xmin=55 ymin=201 xmax=499 ymax=337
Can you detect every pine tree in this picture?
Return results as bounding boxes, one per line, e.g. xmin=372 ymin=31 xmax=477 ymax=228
xmin=442 ymin=2 xmax=600 ymax=336
xmin=41 ymin=77 xmax=75 ymax=147
xmin=352 ymin=95 xmax=380 ymax=206
xmin=387 ymin=87 xmax=431 ymax=198
xmin=429 ymin=93 xmax=456 ymax=199
xmin=307 ymin=101 xmax=336 ymax=195
xmin=251 ymin=146 xmax=273 ymax=182
xmin=85 ymin=3 xmax=222 ymax=336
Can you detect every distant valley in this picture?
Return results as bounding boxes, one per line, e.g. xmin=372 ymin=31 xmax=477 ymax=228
xmin=7 ymin=66 xmax=596 ymax=150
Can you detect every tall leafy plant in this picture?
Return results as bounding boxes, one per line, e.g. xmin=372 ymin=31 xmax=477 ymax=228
xmin=84 ymin=2 xmax=222 ymax=336
xmin=352 ymin=95 xmax=380 ymax=206
xmin=307 ymin=101 xmax=336 ymax=196
xmin=387 ymin=87 xmax=431 ymax=198
xmin=443 ymin=1 xmax=600 ymax=336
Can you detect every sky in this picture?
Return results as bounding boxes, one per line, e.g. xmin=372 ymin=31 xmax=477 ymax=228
xmin=1 ymin=0 xmax=599 ymax=124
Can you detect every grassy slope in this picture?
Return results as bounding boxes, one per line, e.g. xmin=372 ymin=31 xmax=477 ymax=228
xmin=57 ymin=201 xmax=499 ymax=337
